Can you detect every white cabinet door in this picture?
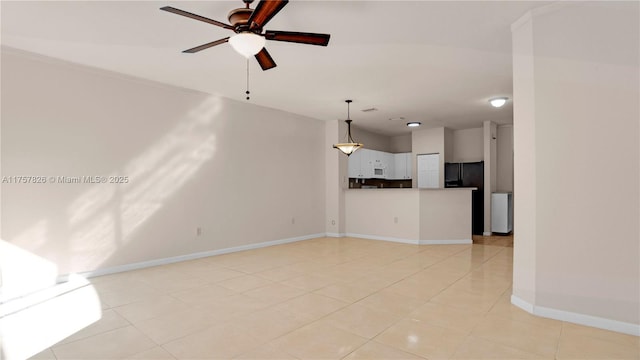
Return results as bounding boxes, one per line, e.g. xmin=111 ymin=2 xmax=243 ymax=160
xmin=404 ymin=153 xmax=412 ymax=179
xmin=348 ymin=149 xmax=373 ymax=178
xmin=350 ymin=149 xmax=411 ymax=180
xmin=393 ymin=153 xmax=406 ymax=179
xmin=393 ymin=153 xmax=412 ymax=179
xmin=348 ymin=150 xmax=362 ymax=178
xmin=368 ymin=149 xmax=385 ymax=178
xmin=417 ymin=153 xmax=440 ymax=188
xmin=360 ymin=149 xmax=373 ymax=178
xmin=383 ymin=152 xmax=394 ymax=179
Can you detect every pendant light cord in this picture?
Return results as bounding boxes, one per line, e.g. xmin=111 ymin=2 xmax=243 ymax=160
xmin=346 ymin=100 xmax=354 ymax=142
xmin=246 ymin=59 xmax=250 ymax=100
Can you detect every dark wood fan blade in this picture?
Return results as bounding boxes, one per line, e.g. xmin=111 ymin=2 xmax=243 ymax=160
xmin=160 ymin=6 xmax=233 ymax=30
xmin=248 ymin=0 xmax=289 ymax=30
xmin=183 ymin=37 xmax=230 ymax=53
xmin=255 ymin=48 xmax=277 ymax=71
xmin=264 ymin=30 xmax=330 ymax=46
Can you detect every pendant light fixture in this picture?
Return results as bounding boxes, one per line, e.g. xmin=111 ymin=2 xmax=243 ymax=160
xmin=333 ymin=100 xmax=363 ymax=156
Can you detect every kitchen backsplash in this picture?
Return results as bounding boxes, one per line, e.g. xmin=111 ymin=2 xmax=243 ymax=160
xmin=349 ymin=178 xmax=412 ymax=189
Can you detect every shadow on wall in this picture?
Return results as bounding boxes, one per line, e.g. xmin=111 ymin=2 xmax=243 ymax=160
xmin=5 ymin=95 xmax=222 ymax=274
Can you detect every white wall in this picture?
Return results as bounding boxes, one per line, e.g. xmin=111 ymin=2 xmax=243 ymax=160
xmin=451 ymin=127 xmax=483 ymax=163
xmin=496 ymin=125 xmax=513 ymax=192
xmin=1 ymin=48 xmax=327 ymax=276
xmin=512 ymin=2 xmax=639 ymax=331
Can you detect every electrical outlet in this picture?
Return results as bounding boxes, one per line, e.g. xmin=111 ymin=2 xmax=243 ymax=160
xmin=331 ymin=220 xmax=336 ymax=226
xmin=196 ymin=227 xmax=202 ymax=236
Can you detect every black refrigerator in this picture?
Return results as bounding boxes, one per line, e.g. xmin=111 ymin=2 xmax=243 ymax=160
xmin=445 ymin=161 xmax=484 ymax=235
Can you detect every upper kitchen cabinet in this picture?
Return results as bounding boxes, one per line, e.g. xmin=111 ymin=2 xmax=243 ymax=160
xmin=349 ymin=149 xmax=411 ymax=180
xmin=392 ymin=153 xmax=412 ymax=180
xmin=348 ymin=148 xmax=373 ymax=178
xmin=369 ymin=150 xmax=393 ymax=179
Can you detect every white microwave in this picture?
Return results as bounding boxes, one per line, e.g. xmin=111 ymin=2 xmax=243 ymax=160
xmin=372 ymin=165 xmax=387 ymax=178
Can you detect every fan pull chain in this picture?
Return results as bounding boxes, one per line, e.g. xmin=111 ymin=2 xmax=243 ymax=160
xmin=245 ymin=59 xmax=250 ymax=101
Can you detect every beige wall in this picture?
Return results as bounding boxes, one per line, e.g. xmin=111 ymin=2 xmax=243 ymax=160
xmin=412 ymin=127 xmax=445 ymax=188
xmin=1 ymin=49 xmax=327 ymax=276
xmin=390 ymin=134 xmax=412 ymax=153
xmin=483 ymin=121 xmax=497 ymax=234
xmin=496 ymin=125 xmax=513 ymax=192
xmin=345 ymin=189 xmax=420 ymax=241
xmin=345 ymin=188 xmax=472 ymax=243
xmin=512 ymin=2 xmax=639 ymax=328
xmin=348 ymin=128 xmax=411 ymax=154
xmin=512 ymin=11 xmax=537 ymax=306
xmin=351 ymin=125 xmax=392 ymax=153
xmin=451 ymin=127 xmax=483 ymax=163
xmin=325 ymin=120 xmax=348 ymax=236
xmin=444 ymin=128 xmax=454 ymax=162
xmin=419 ymin=189 xmax=472 ymax=241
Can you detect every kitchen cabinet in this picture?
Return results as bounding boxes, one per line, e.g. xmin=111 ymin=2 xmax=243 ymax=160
xmin=392 ymin=153 xmax=412 ymax=179
xmin=348 ymin=149 xmax=372 ymax=178
xmin=369 ymin=150 xmax=392 ymax=179
xmin=350 ymin=149 xmax=411 ymax=180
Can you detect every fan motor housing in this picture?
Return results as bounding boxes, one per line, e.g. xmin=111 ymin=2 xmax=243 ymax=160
xmin=228 ymin=8 xmax=253 ymax=29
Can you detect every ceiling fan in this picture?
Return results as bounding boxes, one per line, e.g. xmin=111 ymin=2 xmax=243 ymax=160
xmin=161 ymin=0 xmax=331 ymax=71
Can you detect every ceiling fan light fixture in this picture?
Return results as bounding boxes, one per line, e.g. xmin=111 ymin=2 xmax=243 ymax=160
xmin=229 ymin=32 xmax=266 ymax=58
xmin=333 ymin=100 xmax=363 ymax=156
xmin=489 ymin=97 xmax=508 ymax=108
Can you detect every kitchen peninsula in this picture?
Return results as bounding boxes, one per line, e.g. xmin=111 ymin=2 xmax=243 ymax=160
xmin=345 ymin=188 xmax=474 ymax=244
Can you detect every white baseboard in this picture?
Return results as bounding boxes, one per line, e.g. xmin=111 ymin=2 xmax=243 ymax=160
xmin=418 ymin=239 xmax=472 ymax=245
xmin=345 ymin=233 xmax=472 ymax=245
xmin=483 ymin=231 xmax=492 ymax=236
xmin=345 ymin=233 xmax=418 ymax=245
xmin=325 ymin=232 xmax=346 ymax=238
xmin=510 ymin=294 xmax=535 ymax=313
xmin=511 ymin=294 xmax=640 ymax=336
xmin=74 ymin=233 xmax=325 ymax=279
xmin=62 ymin=232 xmax=469 ymax=281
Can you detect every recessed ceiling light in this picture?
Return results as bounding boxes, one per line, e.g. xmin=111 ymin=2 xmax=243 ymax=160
xmin=407 ymin=122 xmax=421 ymax=127
xmin=489 ymin=97 xmax=508 ymax=108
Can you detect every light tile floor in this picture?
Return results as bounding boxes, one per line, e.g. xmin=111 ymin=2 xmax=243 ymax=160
xmin=30 ymin=237 xmax=639 ymax=359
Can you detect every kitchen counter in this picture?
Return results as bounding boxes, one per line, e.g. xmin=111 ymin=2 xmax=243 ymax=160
xmin=344 ymin=188 xmax=474 ymax=244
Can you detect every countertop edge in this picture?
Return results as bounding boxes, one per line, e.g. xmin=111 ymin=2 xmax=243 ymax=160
xmin=346 ymin=187 xmax=478 ymax=191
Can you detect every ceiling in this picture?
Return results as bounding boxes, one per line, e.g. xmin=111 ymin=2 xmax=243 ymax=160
xmin=1 ymin=1 xmax=551 ymax=136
